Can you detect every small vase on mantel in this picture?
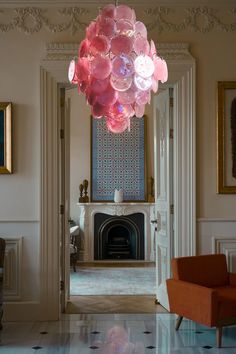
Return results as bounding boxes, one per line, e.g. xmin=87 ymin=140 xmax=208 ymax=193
xmin=114 ymin=189 xmax=123 ymax=203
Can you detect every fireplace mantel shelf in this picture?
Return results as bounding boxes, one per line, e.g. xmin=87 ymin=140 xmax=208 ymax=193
xmin=77 ymin=202 xmax=155 ymax=206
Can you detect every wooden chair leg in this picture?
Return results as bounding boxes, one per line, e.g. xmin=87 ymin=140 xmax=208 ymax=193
xmin=175 ymin=316 xmax=183 ymax=331
xmin=72 ymin=256 xmax=76 ymax=272
xmin=216 ymin=327 xmax=222 ymax=348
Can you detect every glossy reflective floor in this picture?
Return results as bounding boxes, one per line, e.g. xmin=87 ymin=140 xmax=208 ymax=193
xmin=1 ymin=313 xmax=236 ymax=353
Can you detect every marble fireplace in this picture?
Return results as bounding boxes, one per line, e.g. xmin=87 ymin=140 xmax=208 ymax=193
xmin=77 ymin=203 xmax=155 ymax=262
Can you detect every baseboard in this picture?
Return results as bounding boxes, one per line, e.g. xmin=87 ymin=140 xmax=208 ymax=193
xmin=76 ymin=261 xmax=155 ymax=267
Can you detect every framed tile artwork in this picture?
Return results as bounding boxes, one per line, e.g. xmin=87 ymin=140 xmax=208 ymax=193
xmin=91 ymin=116 xmax=147 ymax=202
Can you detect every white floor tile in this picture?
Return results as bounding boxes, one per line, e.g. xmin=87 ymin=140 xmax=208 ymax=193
xmin=0 ymin=314 xmax=236 ymax=353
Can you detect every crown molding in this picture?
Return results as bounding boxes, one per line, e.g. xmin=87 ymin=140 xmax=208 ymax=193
xmin=0 ymin=5 xmax=235 ymax=34
xmin=0 ymin=0 xmax=235 ymax=5
xmin=44 ymin=42 xmax=195 ymax=62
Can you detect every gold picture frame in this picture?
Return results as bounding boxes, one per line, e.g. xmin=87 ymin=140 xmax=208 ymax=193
xmin=217 ymin=82 xmax=236 ymax=193
xmin=0 ymin=102 xmax=12 ymax=174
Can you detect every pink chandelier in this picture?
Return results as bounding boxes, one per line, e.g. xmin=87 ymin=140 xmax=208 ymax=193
xmin=68 ymin=3 xmax=168 ymax=133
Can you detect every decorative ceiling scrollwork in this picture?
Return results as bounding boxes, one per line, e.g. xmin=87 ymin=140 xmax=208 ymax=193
xmin=0 ymin=7 xmax=89 ymax=34
xmin=0 ymin=6 xmax=235 ymax=35
xmin=145 ymin=6 xmax=236 ymax=33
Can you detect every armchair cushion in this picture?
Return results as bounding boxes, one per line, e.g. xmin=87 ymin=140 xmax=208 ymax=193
xmin=213 ymin=286 xmax=236 ymax=319
xmin=229 ymin=273 xmax=236 ymax=286
xmin=171 ymin=254 xmax=229 ymax=287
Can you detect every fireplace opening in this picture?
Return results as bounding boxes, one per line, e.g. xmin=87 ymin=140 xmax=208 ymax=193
xmin=107 ymin=225 xmax=132 ymax=258
xmin=94 ymin=213 xmax=144 ymax=260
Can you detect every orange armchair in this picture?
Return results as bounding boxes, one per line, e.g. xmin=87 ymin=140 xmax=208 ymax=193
xmin=166 ymin=254 xmax=236 ymax=348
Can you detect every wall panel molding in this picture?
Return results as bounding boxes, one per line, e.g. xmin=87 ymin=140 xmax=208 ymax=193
xmin=198 ymin=218 xmax=236 ymax=222
xmin=212 ymin=238 xmax=236 ymax=272
xmin=4 ymin=238 xmax=22 ymax=300
xmin=0 ymin=220 xmax=39 ymax=223
xmin=0 ymin=5 xmax=235 ymax=35
xmin=198 ymin=219 xmax=236 ymax=272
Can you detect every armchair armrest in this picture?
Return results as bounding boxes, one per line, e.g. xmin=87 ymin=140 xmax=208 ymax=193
xmin=229 ymin=272 xmax=236 ymax=286
xmin=166 ymin=279 xmax=218 ymax=327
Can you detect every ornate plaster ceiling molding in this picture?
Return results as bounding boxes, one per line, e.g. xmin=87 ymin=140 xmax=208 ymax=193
xmin=0 ymin=6 xmax=235 ymax=35
xmin=44 ymin=42 xmax=194 ymax=62
xmin=145 ymin=6 xmax=236 ymax=33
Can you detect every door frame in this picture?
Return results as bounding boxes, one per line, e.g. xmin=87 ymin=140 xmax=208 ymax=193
xmin=39 ymin=42 xmax=196 ymax=319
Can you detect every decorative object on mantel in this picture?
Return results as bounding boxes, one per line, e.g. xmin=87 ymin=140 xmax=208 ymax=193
xmin=79 ymin=183 xmax=84 ymax=202
xmin=68 ymin=3 xmax=168 ymax=133
xmin=114 ymin=188 xmax=123 ymax=203
xmin=83 ymin=179 xmax=89 ymax=202
xmin=79 ymin=179 xmax=90 ymax=202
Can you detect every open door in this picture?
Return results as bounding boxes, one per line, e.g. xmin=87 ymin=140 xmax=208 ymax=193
xmin=59 ymin=88 xmax=71 ymax=313
xmin=153 ymin=88 xmax=174 ymax=310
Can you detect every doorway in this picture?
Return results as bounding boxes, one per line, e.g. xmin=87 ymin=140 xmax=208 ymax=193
xmin=40 ymin=42 xmax=196 ymax=319
xmin=63 ymin=86 xmax=156 ymax=309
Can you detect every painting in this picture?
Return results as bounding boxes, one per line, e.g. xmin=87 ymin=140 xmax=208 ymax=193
xmin=0 ymin=102 xmax=12 ymax=174
xmin=91 ymin=116 xmax=146 ymax=202
xmin=217 ymin=82 xmax=236 ymax=193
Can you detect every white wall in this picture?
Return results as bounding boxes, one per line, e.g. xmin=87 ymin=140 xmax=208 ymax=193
xmin=0 ymin=1 xmax=236 ymax=319
xmin=66 ymin=89 xmax=90 ymax=224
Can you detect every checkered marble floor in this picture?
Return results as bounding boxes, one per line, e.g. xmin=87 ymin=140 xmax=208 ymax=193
xmin=1 ymin=313 xmax=236 ymax=353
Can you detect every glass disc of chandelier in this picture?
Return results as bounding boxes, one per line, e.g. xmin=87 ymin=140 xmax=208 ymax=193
xmin=86 ymin=21 xmax=98 ymax=41
xmin=153 ymin=57 xmax=168 ymax=83
xmin=90 ymin=77 xmax=110 ymax=94
xmin=110 ymin=74 xmax=133 ymax=92
xmin=118 ymin=85 xmax=136 ymax=105
xmin=106 ymin=117 xmax=129 ymax=133
xmin=77 ymin=58 xmax=90 ymax=82
xmin=116 ymin=19 xmax=134 ymax=37
xmin=115 ymin=5 xmax=136 ymax=23
xmin=78 ymin=39 xmax=90 ymax=58
xmin=108 ymin=101 xmax=134 ymax=121
xmin=135 ymin=21 xmax=147 ymax=38
xmin=98 ymin=16 xmax=116 ymax=38
xmin=96 ymin=84 xmax=118 ymax=106
xmin=86 ymin=88 xmax=97 ymax=106
xmin=100 ymin=4 xmax=116 ymax=19
xmin=111 ymin=35 xmax=133 ymax=55
xmin=92 ymin=102 xmax=108 ymax=119
xmin=133 ymin=36 xmax=150 ymax=55
xmin=134 ymin=74 xmax=152 ymax=91
xmin=150 ymin=39 xmax=157 ymax=57
xmin=68 ymin=59 xmax=78 ymax=84
xmin=111 ymin=54 xmax=134 ymax=78
xmin=136 ymin=90 xmax=151 ymax=105
xmin=90 ymin=35 xmax=110 ymax=55
xmin=152 ymin=78 xmax=159 ymax=93
xmin=134 ymin=55 xmax=154 ymax=79
xmin=91 ymin=55 xmax=112 ymax=80
xmin=134 ymin=103 xmax=145 ymax=118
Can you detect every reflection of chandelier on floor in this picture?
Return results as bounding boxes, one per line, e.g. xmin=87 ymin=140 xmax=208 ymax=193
xmin=68 ymin=3 xmax=168 ymax=133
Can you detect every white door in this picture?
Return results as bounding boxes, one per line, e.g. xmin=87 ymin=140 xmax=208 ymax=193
xmin=59 ymin=88 xmax=71 ymax=312
xmin=153 ymin=88 xmax=173 ymax=310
